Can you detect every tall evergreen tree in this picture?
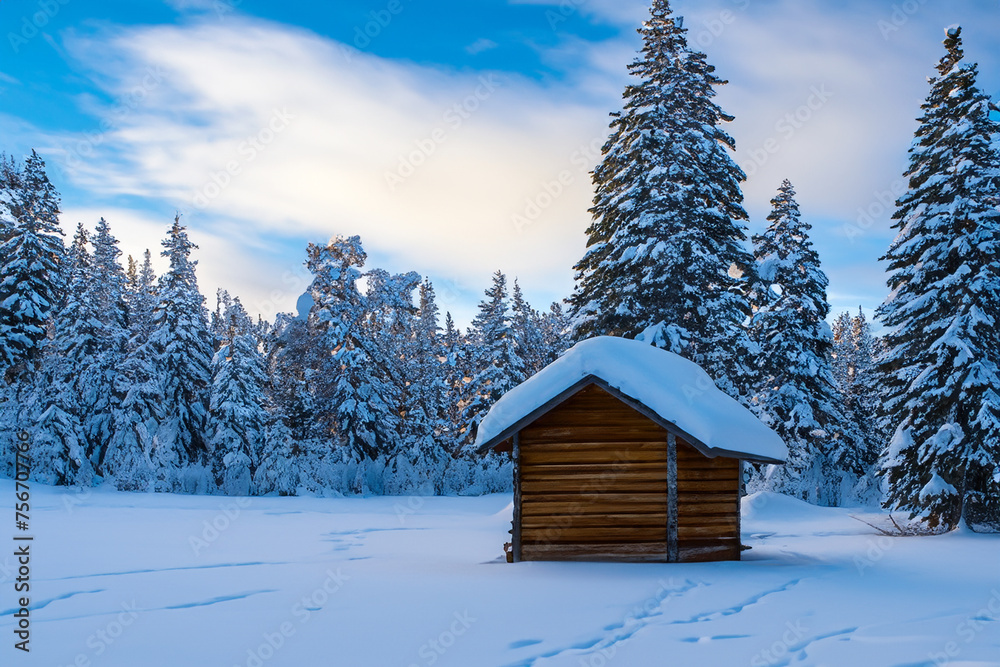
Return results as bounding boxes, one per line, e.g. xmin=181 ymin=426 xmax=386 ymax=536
xmin=877 ymin=27 xmax=1000 ymax=532
xmin=306 ymin=236 xmax=401 ymax=464
xmin=208 ymin=297 xmax=268 ymax=496
xmin=510 ymin=279 xmax=546 ymax=376
xmin=148 ymin=215 xmax=214 ymax=490
xmin=462 ymin=271 xmax=526 ymax=444
xmin=750 ymin=181 xmax=865 ymax=505
xmin=33 ymin=224 xmax=94 ymax=485
xmin=568 ymin=0 xmax=756 ymax=398
xmin=0 ymin=151 xmax=64 ymax=380
xmin=394 ymin=279 xmax=451 ymax=492
xmin=125 ymin=249 xmax=158 ymax=347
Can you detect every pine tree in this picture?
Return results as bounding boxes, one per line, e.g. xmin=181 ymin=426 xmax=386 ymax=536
xmin=83 ymin=218 xmax=130 ymax=469
xmin=33 ymin=224 xmax=95 ymax=486
xmin=749 ymin=180 xmax=865 ymax=505
xmin=441 ymin=311 xmax=468 ymax=453
xmin=0 ymin=151 xmax=64 ymax=380
xmin=125 ymin=249 xmax=158 ymax=347
xmin=831 ymin=311 xmax=855 ymax=395
xmin=510 ymin=280 xmax=546 ymax=376
xmin=877 ymin=27 xmax=1000 ymax=532
xmin=148 ymin=215 xmax=214 ymax=490
xmin=462 ymin=271 xmax=526 ymax=445
xmin=538 ymin=302 xmax=571 ymax=369
xmin=208 ymin=297 xmax=268 ymax=496
xmin=306 ymin=236 xmax=402 ymax=463
xmin=568 ymin=0 xmax=756 ymax=398
xmin=395 ymin=279 xmax=451 ymax=492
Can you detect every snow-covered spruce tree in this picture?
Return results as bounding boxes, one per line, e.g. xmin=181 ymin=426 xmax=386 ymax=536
xmin=567 ymin=0 xmax=757 ymax=399
xmin=441 ymin=311 xmax=469 ymax=453
xmin=831 ymin=311 xmax=855 ymax=395
xmin=392 ymin=279 xmax=451 ymax=493
xmin=124 ymin=249 xmax=158 ymax=348
xmin=877 ymin=27 xmax=1000 ymax=532
xmin=307 ymin=236 xmax=402 ymax=471
xmin=82 ymin=218 xmax=130 ymax=470
xmin=510 ymin=279 xmax=546 ymax=376
xmin=208 ymin=297 xmax=268 ymax=496
xmin=749 ymin=180 xmax=867 ymax=506
xmin=538 ymin=302 xmax=571 ymax=369
xmin=33 ymin=224 xmax=95 ymax=486
xmin=105 ymin=247 xmax=161 ymax=491
xmin=461 ymin=271 xmax=527 ymax=446
xmin=148 ymin=215 xmax=214 ymax=492
xmin=0 ymin=151 xmax=64 ymax=381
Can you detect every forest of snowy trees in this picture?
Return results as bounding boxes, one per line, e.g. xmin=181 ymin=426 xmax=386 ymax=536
xmin=0 ymin=165 xmax=569 ymax=495
xmin=2 ymin=1 xmax=999 ymax=534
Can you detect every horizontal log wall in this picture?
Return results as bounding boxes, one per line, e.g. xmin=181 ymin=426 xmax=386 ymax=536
xmin=515 ymin=383 xmax=741 ymax=563
xmin=676 ymin=441 xmax=740 ymax=561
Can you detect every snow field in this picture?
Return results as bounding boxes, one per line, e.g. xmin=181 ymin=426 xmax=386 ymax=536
xmin=1 ymin=480 xmax=999 ymax=666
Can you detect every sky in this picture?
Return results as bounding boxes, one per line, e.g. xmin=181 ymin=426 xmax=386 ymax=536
xmin=1 ymin=0 xmax=999 ymax=328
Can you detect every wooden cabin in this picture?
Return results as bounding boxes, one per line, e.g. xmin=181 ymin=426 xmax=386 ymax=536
xmin=475 ymin=336 xmax=786 ymax=563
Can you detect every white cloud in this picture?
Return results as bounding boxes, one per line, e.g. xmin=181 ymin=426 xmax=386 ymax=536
xmin=44 ymin=18 xmax=617 ymax=322
xmin=466 ymin=38 xmax=499 ymax=55
xmin=30 ymin=0 xmax=1000 ymax=326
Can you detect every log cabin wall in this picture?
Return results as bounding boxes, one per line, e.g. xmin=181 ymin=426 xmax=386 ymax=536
xmin=515 ymin=383 xmax=741 ymax=563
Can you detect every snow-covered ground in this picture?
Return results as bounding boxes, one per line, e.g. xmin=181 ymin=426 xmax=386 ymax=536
xmin=2 ymin=480 xmax=999 ymax=667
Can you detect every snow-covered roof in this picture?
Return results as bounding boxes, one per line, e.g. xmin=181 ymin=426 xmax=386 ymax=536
xmin=475 ymin=336 xmax=787 ymax=463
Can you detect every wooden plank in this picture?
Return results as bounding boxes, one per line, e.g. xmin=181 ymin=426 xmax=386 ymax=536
xmin=678 ymin=543 xmax=740 ymax=563
xmin=522 ymin=525 xmax=670 ymax=543
xmin=521 ymin=448 xmax=667 ymax=465
xmin=677 ymin=469 xmax=740 ymax=481
xmin=676 ymin=515 xmax=740 ymax=528
xmin=520 ymin=514 xmax=667 ymax=529
xmin=520 ymin=501 xmax=667 ymax=516
xmin=521 ymin=428 xmax=669 ymax=444
xmin=520 ymin=462 xmax=669 ymax=475
xmin=521 ymin=542 xmax=667 ymax=562
xmin=678 ymin=525 xmax=740 ymax=539
xmin=520 ymin=440 xmax=668 ymax=452
xmin=520 ymin=492 xmax=668 ymax=504
xmin=672 ymin=480 xmax=739 ymax=492
xmin=677 ymin=492 xmax=739 ymax=505
xmin=522 ymin=481 xmax=669 ymax=495
xmin=675 ymin=503 xmax=739 ymax=515
xmin=522 ymin=469 xmax=669 ymax=483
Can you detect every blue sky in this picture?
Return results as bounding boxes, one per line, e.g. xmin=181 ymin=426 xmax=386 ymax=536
xmin=2 ymin=0 xmax=999 ymax=327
